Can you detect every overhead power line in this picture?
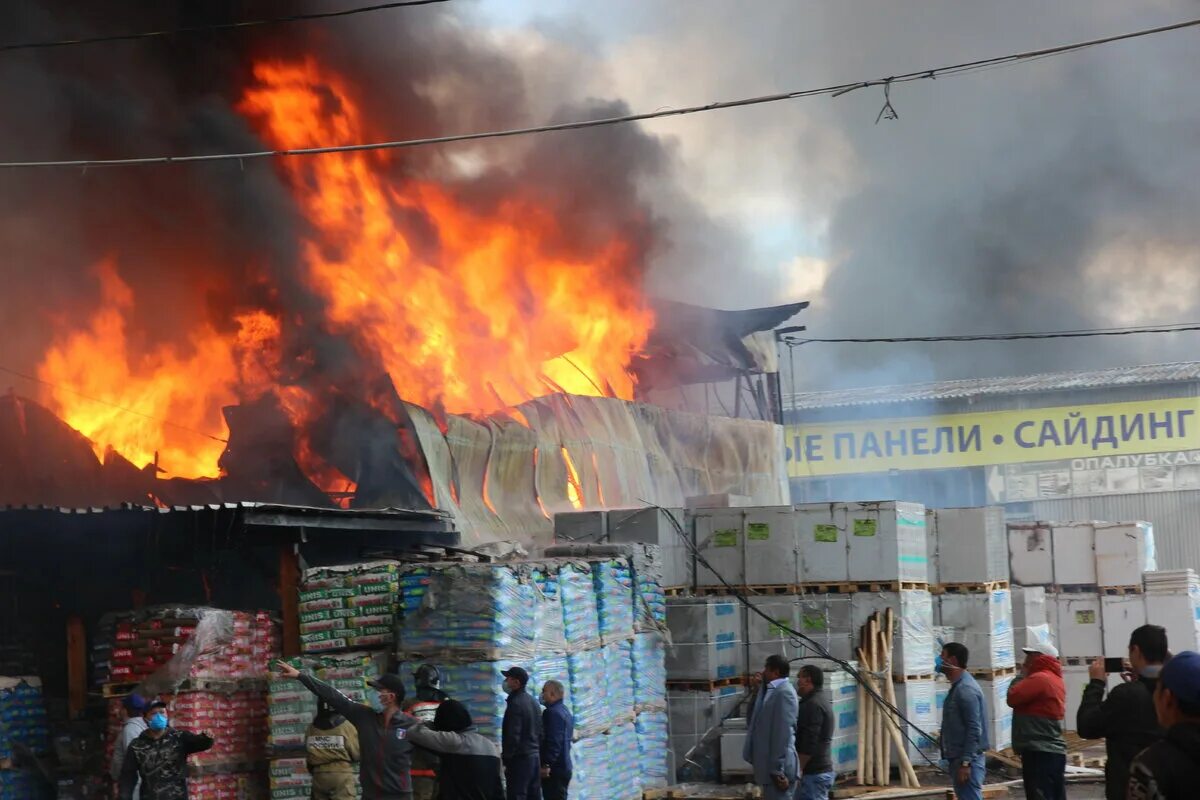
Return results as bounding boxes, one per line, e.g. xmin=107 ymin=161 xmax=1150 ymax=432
xmin=785 ymin=322 xmax=1200 ymax=345
xmin=0 ymin=0 xmax=452 ymax=54
xmin=1 ymin=15 xmax=1198 ymax=170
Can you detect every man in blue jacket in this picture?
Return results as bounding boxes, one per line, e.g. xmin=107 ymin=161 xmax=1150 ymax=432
xmin=938 ymin=642 xmax=989 ymax=800
xmin=538 ymin=680 xmax=573 ymax=800
xmin=744 ymin=654 xmax=799 ymax=800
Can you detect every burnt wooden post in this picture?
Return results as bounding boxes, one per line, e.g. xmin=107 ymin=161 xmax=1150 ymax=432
xmin=66 ymin=615 xmax=86 ymax=718
xmin=278 ymin=545 xmax=301 ymax=657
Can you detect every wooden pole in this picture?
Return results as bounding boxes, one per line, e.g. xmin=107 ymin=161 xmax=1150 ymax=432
xmin=278 ymin=545 xmax=301 ymax=658
xmin=867 ymin=615 xmax=881 ymax=785
xmin=880 ymin=626 xmax=891 ymax=785
xmin=67 ymin=615 xmax=86 ymax=719
xmin=855 ymin=643 xmax=868 ymax=785
xmin=882 ymin=607 xmax=920 ymax=788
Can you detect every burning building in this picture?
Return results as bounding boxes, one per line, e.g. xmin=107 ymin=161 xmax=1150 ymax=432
xmin=0 ymin=5 xmax=797 ymax=547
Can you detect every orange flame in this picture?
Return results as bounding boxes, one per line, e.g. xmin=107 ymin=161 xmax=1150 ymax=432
xmin=238 ymin=58 xmax=654 ymax=416
xmin=36 ymin=259 xmax=237 ymax=478
xmin=561 ymin=446 xmax=583 ymax=510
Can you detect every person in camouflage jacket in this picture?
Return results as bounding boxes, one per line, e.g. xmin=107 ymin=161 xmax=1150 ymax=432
xmin=118 ymin=702 xmax=214 ymax=800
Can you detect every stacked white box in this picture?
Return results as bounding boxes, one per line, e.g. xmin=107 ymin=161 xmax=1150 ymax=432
xmin=796 ymin=504 xmax=849 ymax=583
xmin=925 ymin=509 xmax=940 ymax=585
xmin=1052 ymin=593 xmax=1103 ymax=658
xmin=718 ymin=726 xmax=751 ymax=778
xmin=892 ymin=678 xmax=939 ymax=765
xmin=693 ymin=509 xmax=746 ymax=588
xmin=1144 ymin=574 xmax=1200 ymax=652
xmin=1008 ymin=523 xmax=1054 ymax=586
xmin=846 ymin=501 xmax=929 ymax=583
xmin=1101 ymin=595 xmax=1147 ymax=655
xmin=607 ymin=507 xmax=691 ymax=589
xmin=978 ymin=675 xmax=1015 ymax=751
xmin=1095 ymin=523 xmax=1156 ymax=587
xmin=832 ymin=736 xmax=859 ymax=775
xmin=1061 ymin=667 xmax=1119 ymax=732
xmin=744 ymin=597 xmax=800 ymax=670
xmin=1051 ymin=523 xmax=1098 ymax=585
xmin=795 ymin=594 xmax=854 ymax=662
xmin=693 ymin=507 xmax=799 ymax=589
xmin=554 ymin=511 xmax=607 ymax=543
xmin=1011 ymin=586 xmax=1056 ymax=652
xmin=937 ymin=590 xmax=1016 ymax=670
xmin=850 ymin=590 xmax=935 ymax=676
xmin=828 ymin=666 xmax=860 ymax=742
xmin=743 ymin=507 xmax=800 ymax=586
xmin=665 ymin=597 xmax=744 ymax=681
xmin=667 ymin=684 xmax=743 ymax=778
xmin=932 ymin=507 xmax=1010 ymax=584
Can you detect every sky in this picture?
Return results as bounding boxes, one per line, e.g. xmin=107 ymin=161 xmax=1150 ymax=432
xmin=465 ymin=1 xmax=1200 ymax=393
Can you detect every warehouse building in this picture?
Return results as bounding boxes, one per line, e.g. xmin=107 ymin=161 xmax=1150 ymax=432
xmin=784 ymin=361 xmax=1200 ymax=569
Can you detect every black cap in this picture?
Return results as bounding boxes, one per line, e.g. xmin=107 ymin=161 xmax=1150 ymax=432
xmin=368 ymin=673 xmax=407 ymax=701
xmin=432 ymin=699 xmax=473 ymax=733
xmin=501 ymin=666 xmax=529 ymax=686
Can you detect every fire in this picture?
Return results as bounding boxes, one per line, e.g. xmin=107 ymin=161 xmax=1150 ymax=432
xmin=238 ymin=58 xmax=654 ymax=416
xmin=561 ymin=446 xmax=584 ymax=510
xmin=36 ymin=259 xmax=237 ymax=478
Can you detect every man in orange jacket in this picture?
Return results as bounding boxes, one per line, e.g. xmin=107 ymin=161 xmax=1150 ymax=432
xmin=1007 ymin=642 xmax=1067 ymax=800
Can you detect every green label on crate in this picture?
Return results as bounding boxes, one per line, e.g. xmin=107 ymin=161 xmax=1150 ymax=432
xmin=299 ymin=609 xmax=332 ymax=624
xmin=357 ymin=624 xmax=394 ymax=637
xmin=300 ymin=629 xmax=336 ymax=643
xmin=357 ymin=582 xmax=398 ymax=596
xmin=814 ymin=524 xmax=838 ymax=543
xmin=853 ymin=519 xmax=877 ymax=537
xmin=802 ymin=613 xmax=828 ymax=632
xmin=713 ymin=529 xmax=739 ymax=547
xmin=767 ymin=619 xmax=788 ymax=637
xmin=747 ymin=523 xmax=770 ymax=541
xmin=1076 ymin=610 xmax=1097 ymax=624
xmin=299 ymin=587 xmax=356 ymax=602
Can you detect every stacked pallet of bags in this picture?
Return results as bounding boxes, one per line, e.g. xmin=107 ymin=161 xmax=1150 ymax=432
xmin=0 ymin=677 xmax=50 ymax=800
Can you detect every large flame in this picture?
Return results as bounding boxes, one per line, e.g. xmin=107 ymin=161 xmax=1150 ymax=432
xmin=36 ymin=259 xmax=238 ymax=478
xmin=238 ymin=58 xmax=654 ymax=415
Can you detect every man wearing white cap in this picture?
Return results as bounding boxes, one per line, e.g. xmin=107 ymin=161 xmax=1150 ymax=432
xmin=1007 ymin=641 xmax=1066 ymax=800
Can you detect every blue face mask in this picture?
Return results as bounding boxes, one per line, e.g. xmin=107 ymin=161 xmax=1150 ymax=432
xmin=148 ymin=713 xmax=168 ymax=731
xmin=934 ymin=655 xmax=944 ymax=674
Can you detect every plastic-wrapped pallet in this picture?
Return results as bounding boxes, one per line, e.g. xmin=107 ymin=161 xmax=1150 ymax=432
xmin=189 ymin=772 xmax=268 ymax=799
xmin=667 ymin=684 xmax=744 ymax=780
xmin=299 ymin=562 xmax=399 ymax=654
xmin=558 ymin=562 xmax=602 ymax=653
xmin=744 ymin=597 xmax=800 ymax=670
xmin=568 ymin=648 xmax=608 ymax=738
xmin=429 ymin=661 xmax=508 ymax=741
xmin=593 ymin=559 xmax=635 ymax=644
xmin=0 ymin=677 xmax=49 ymax=764
xmin=608 ymin=721 xmax=642 ymax=799
xmin=930 ymin=507 xmax=1009 ymax=584
xmin=635 ymin=711 xmax=670 ymax=789
xmin=665 ymin=597 xmax=743 ymax=681
xmin=268 ymin=757 xmax=312 ymax=800
xmin=604 ymin=641 xmax=636 ymax=726
xmin=1052 ymin=592 xmax=1103 ymax=658
xmin=892 ymin=679 xmax=939 ymax=766
xmin=531 ymin=565 xmax=566 ymax=655
xmin=845 ymin=501 xmax=928 ymax=583
xmin=631 ymin=633 xmax=667 ymax=711
xmin=0 ymin=769 xmax=47 ymax=800
xmin=832 ymin=735 xmax=859 ymax=775
xmin=541 ymin=543 xmax=667 ymax=632
xmin=1144 ymin=572 xmax=1200 ymax=652
xmin=399 ymin=563 xmax=541 ymax=660
xmin=937 ymin=590 xmax=1015 ymax=671
xmin=827 ymin=665 xmax=859 ymax=741
xmin=171 ymin=690 xmax=268 ymax=766
xmin=850 ymin=590 xmax=935 ymax=676
xmin=271 ymin=652 xmax=382 ymax=751
xmin=978 ymin=675 xmax=1014 ymax=750
xmin=796 ymin=594 xmax=854 ymax=662
xmin=570 ymin=733 xmax=610 ymax=800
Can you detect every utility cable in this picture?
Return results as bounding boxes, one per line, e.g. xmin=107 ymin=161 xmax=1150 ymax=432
xmin=786 ymin=323 xmax=1200 ymax=345
xmin=0 ymin=15 xmax=1198 ymax=169
xmin=0 ymin=1 xmax=452 ymax=54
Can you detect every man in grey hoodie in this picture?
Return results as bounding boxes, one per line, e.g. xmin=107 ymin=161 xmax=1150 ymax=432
xmin=109 ymin=694 xmax=150 ymax=800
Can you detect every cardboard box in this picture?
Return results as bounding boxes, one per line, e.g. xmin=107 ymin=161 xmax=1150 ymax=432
xmin=1008 ymin=523 xmax=1054 ymax=586
xmin=846 ymin=501 xmax=928 ymax=583
xmin=665 ymin=597 xmax=744 ymax=681
xmin=937 ymin=590 xmax=1016 ymax=670
xmin=1145 ymin=589 xmax=1200 ymax=652
xmin=797 ymin=503 xmax=849 ymax=583
xmin=1053 ymin=592 xmax=1103 ymax=658
xmin=978 ymin=675 xmax=1015 ymax=750
xmin=1101 ymin=595 xmax=1147 ymax=655
xmin=892 ymin=678 xmax=939 ymax=766
xmin=1095 ymin=522 xmax=1156 ymax=587
xmin=1051 ymin=523 xmax=1098 ymax=585
xmin=931 ymin=506 xmax=1009 ymax=584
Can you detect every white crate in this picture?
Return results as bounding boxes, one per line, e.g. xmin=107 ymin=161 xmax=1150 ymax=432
xmin=932 ymin=506 xmax=1010 ymax=584
xmin=1008 ymin=523 xmax=1054 ymax=586
xmin=718 ymin=730 xmax=751 ymax=777
xmin=892 ymin=678 xmax=939 ymax=765
xmin=846 ymin=501 xmax=929 ymax=583
xmin=832 ymin=734 xmax=859 ymax=775
xmin=1011 ymin=586 xmax=1049 ymax=629
xmin=937 ymin=590 xmax=1016 ymax=670
xmin=608 ymin=507 xmax=691 ymax=589
xmin=925 ymin=509 xmax=940 ymax=585
xmin=850 ymin=590 xmax=935 ymax=677
xmin=665 ymin=597 xmax=745 ymax=681
xmin=686 ymin=493 xmax=752 ymax=509
xmin=553 ymin=510 xmax=607 ymax=542
xmin=796 ymin=594 xmax=854 ymax=663
xmin=978 ymin=675 xmax=1015 ymax=751
xmin=1051 ymin=523 xmax=1098 ymax=585
xmin=796 ymin=503 xmax=850 ymax=583
xmin=1053 ymin=593 xmax=1103 ymax=658
xmin=667 ymin=684 xmax=744 ymax=737
xmin=1101 ymin=595 xmax=1147 ymax=655
xmin=1061 ymin=667 xmax=1120 ymax=732
xmin=744 ymin=597 xmax=800 ymax=670
xmin=693 ymin=509 xmax=745 ymax=588
xmin=1095 ymin=522 xmax=1156 ymax=588
xmin=1145 ymin=589 xmax=1200 ymax=652
xmin=743 ymin=506 xmax=800 ymax=586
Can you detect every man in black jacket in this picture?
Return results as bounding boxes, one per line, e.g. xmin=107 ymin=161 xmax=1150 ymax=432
xmin=278 ymin=661 xmax=417 ymax=799
xmin=118 ymin=702 xmax=214 ymax=800
xmin=402 ymin=699 xmax=505 ymax=800
xmin=500 ymin=666 xmax=542 ymax=800
xmin=794 ymin=665 xmax=835 ymax=800
xmin=1127 ymin=650 xmax=1200 ymax=799
xmin=1077 ymin=624 xmax=1167 ymax=800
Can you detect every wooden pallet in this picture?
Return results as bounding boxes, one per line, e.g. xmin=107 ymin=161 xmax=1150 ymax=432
xmin=188 ymin=759 xmax=262 ymax=777
xmin=800 ymin=580 xmax=928 ymax=594
xmin=102 ymin=677 xmax=266 ymax=698
xmin=664 ymin=586 xmax=692 ymax=597
xmin=665 ymin=676 xmax=747 ymax=692
xmin=694 ymin=584 xmax=796 ymax=596
xmin=933 ymin=580 xmax=1010 ymax=595
xmin=1052 ymin=584 xmax=1099 ymax=594
xmin=1100 ymin=585 xmax=1143 ymax=596
xmin=1059 ymin=656 xmax=1099 ymax=667
xmin=644 ymin=785 xmax=760 ymax=800
xmin=892 ymin=673 xmax=937 ymax=683
xmin=970 ymin=666 xmax=1018 ymax=679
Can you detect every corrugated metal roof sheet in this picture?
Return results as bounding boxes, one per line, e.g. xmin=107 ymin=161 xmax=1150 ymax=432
xmin=0 ymin=501 xmax=451 ymax=521
xmin=786 ymin=361 xmax=1200 ymax=411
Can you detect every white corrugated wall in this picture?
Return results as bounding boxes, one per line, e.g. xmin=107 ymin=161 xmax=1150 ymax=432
xmin=1025 ymin=491 xmax=1200 ymax=571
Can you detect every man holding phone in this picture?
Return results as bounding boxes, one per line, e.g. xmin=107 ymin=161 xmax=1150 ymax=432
xmin=1076 ymin=624 xmax=1167 ymax=800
